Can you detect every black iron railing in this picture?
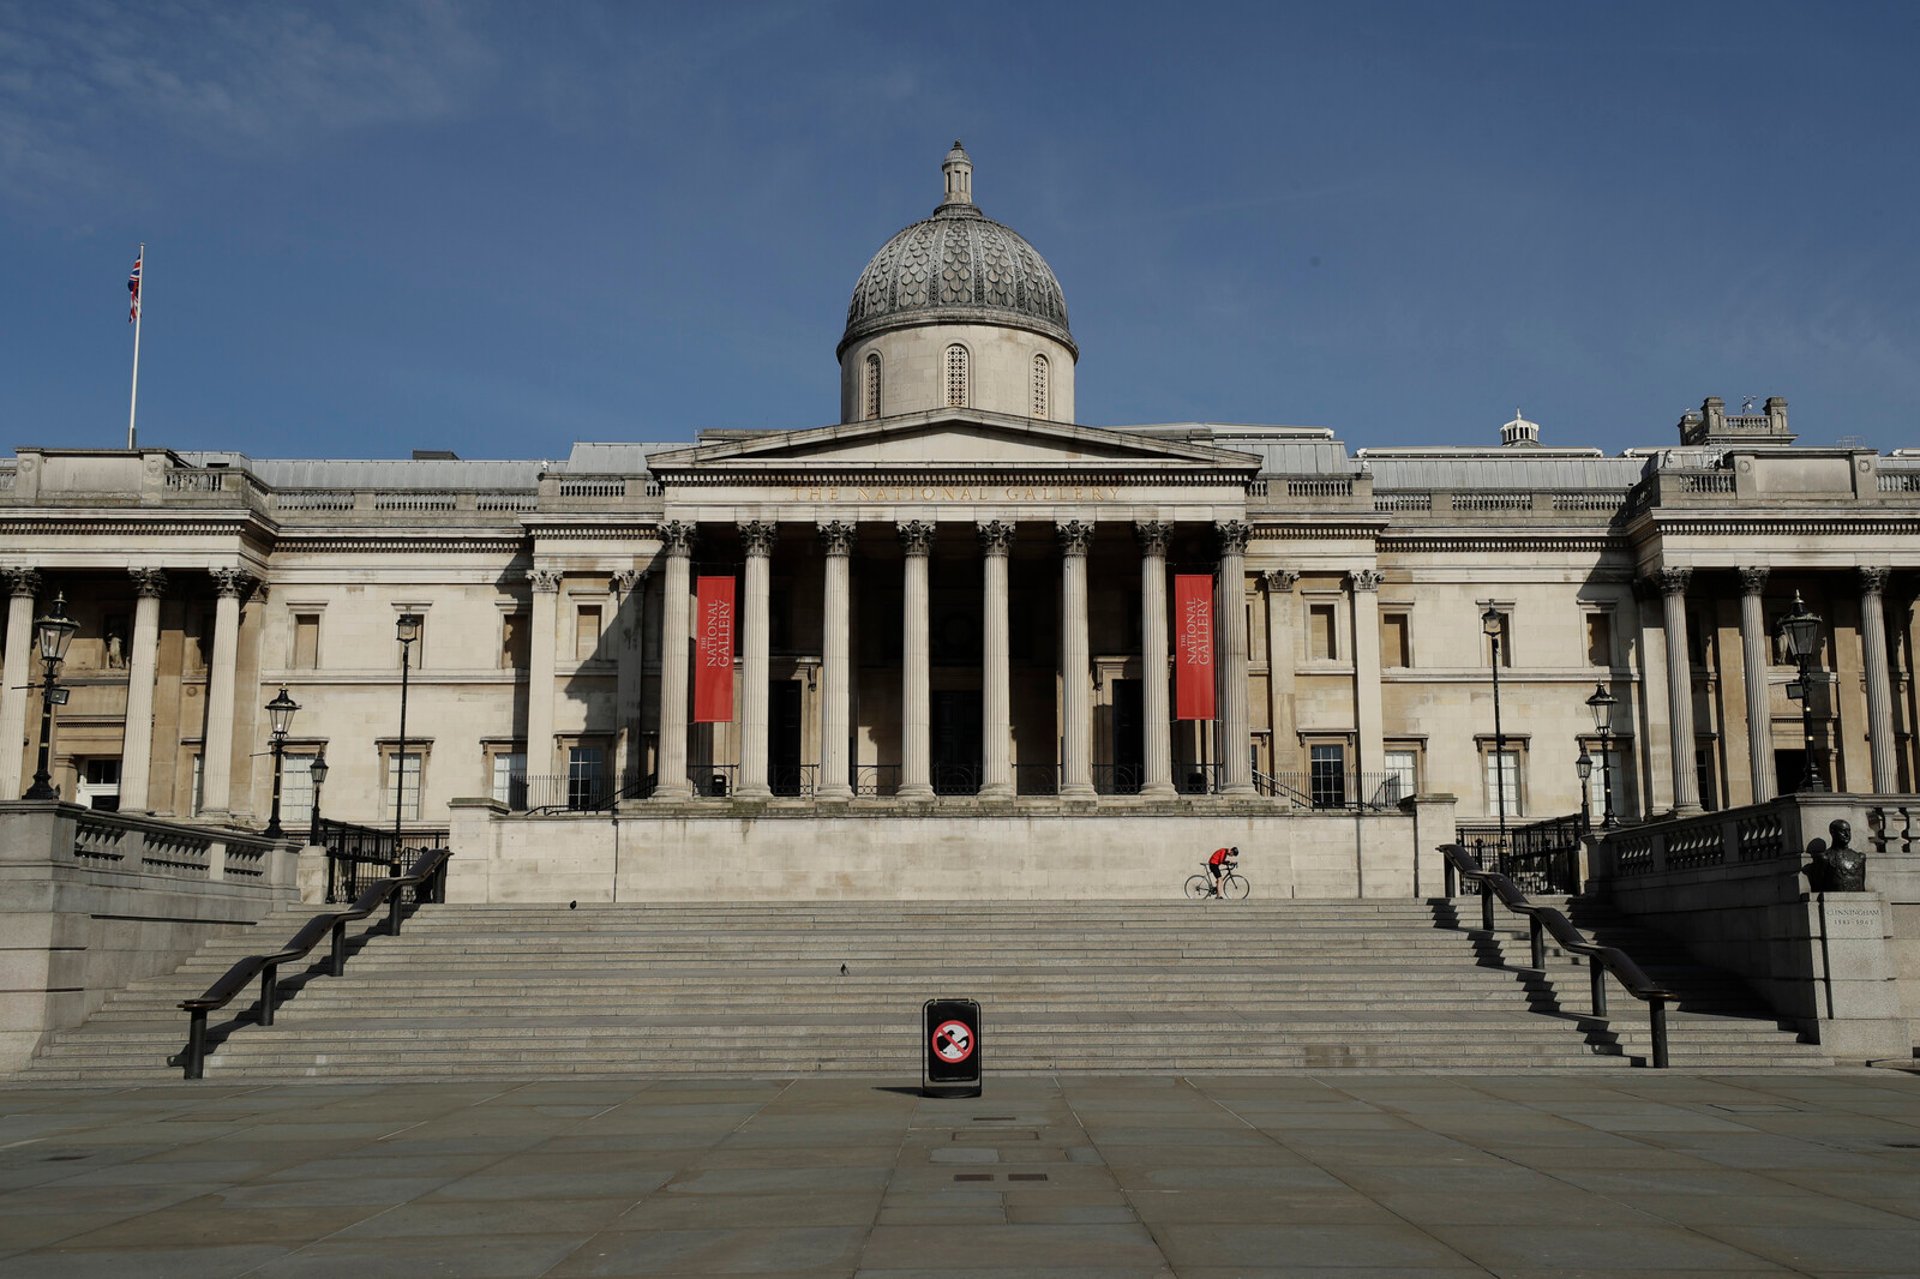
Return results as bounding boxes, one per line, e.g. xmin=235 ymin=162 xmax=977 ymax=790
xmin=1457 ymin=811 xmax=1586 ymax=895
xmin=1440 ymin=843 xmax=1673 ymax=1068
xmin=689 ymin=765 xmax=737 ymax=798
xmin=1012 ymin=763 xmax=1058 ymax=796
xmin=854 ymin=764 xmax=901 ymax=797
xmin=1092 ymin=763 xmax=1145 ymax=795
xmin=932 ymin=762 xmax=980 ymax=796
xmin=316 ymin=819 xmax=447 ymax=904
xmin=177 ymin=847 xmax=452 ymax=1079
xmin=769 ymin=763 xmax=817 ymax=798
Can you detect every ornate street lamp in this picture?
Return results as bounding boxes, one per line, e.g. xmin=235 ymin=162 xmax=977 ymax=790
xmin=307 ymin=751 xmax=329 ymax=838
xmin=1585 ymin=683 xmax=1619 ymax=828
xmin=262 ymin=687 xmax=299 ymax=838
xmin=392 ymin=613 xmax=422 ymax=868
xmin=24 ymin=593 xmax=79 ymax=801
xmin=1576 ymin=748 xmax=1594 ymax=835
xmin=1777 ymin=591 xmax=1825 ymax=792
xmin=1482 ymin=606 xmax=1508 ymax=856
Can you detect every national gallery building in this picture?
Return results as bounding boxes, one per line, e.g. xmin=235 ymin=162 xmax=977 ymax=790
xmin=4 ymin=145 xmax=1917 ymax=901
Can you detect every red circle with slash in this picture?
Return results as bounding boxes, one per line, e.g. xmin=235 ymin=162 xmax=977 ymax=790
xmin=930 ymin=1019 xmax=975 ymax=1063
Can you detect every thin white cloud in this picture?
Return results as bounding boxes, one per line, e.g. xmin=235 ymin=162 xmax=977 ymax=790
xmin=0 ymin=0 xmax=495 ymax=208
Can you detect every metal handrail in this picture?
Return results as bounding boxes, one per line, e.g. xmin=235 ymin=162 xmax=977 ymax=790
xmin=175 ymin=847 xmax=453 ymax=1079
xmin=1439 ymin=843 xmax=1675 ymax=1068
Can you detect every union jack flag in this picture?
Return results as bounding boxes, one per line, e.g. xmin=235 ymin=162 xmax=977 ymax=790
xmin=128 ymin=253 xmax=141 ymax=322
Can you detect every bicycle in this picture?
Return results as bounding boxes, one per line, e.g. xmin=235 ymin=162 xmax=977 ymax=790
xmin=1185 ymin=862 xmax=1249 ymax=900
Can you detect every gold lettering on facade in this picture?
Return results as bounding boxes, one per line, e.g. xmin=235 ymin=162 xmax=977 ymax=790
xmin=785 ymin=483 xmax=1121 ymax=503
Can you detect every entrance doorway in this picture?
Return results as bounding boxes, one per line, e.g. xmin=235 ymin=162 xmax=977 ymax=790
xmin=770 ymin=682 xmax=803 ymax=796
xmin=1108 ymin=678 xmax=1144 ymax=794
xmin=932 ymin=689 xmax=982 ymax=795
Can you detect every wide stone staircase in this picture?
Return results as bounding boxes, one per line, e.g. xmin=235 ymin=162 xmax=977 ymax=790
xmin=17 ymin=898 xmax=1827 ymax=1082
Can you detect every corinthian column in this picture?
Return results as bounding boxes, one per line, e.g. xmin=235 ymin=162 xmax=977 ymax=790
xmin=1656 ymin=567 xmax=1700 ymax=812
xmin=1216 ymin=521 xmax=1254 ymax=795
xmin=1135 ymin=521 xmax=1175 ymax=797
xmin=119 ymin=569 xmax=168 ymax=812
xmin=736 ymin=521 xmax=777 ymax=799
xmin=1350 ymin=569 xmax=1385 ymax=784
xmin=0 ymin=569 xmax=41 ymax=796
xmin=818 ymin=521 xmax=855 ymax=800
xmin=653 ymin=522 xmax=696 ymax=800
xmin=1859 ymin=566 xmax=1898 ymax=794
xmin=898 ymin=520 xmax=935 ymax=800
xmin=1737 ymin=567 xmax=1775 ymax=805
xmin=611 ymin=567 xmax=647 ymax=792
xmin=526 ymin=568 xmax=562 ymax=783
xmin=1058 ymin=520 xmax=1095 ymax=798
xmin=978 ymin=520 xmax=1015 ymax=798
xmin=200 ymin=568 xmax=254 ymax=817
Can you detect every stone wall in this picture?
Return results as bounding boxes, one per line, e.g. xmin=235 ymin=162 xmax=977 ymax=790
xmin=0 ymin=802 xmax=297 ymax=1070
xmin=1590 ymin=793 xmax=1916 ymax=1062
xmin=445 ymin=794 xmax=1455 ymax=904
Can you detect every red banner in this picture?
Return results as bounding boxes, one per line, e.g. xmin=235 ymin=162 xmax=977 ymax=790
xmin=1174 ymin=574 xmax=1215 ymax=720
xmin=692 ymin=575 xmax=736 ymax=723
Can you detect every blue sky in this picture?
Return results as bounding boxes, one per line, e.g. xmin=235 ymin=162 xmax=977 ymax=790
xmin=2 ymin=1 xmax=1915 ymax=460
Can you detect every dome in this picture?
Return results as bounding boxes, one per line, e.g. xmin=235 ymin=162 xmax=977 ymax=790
xmin=839 ymin=142 xmax=1074 ymax=358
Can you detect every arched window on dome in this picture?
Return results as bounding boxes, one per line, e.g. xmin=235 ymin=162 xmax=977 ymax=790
xmin=945 ymin=344 xmax=969 ymax=409
xmin=864 ymin=352 xmax=882 ymax=421
xmin=1031 ymin=353 xmax=1049 ymax=419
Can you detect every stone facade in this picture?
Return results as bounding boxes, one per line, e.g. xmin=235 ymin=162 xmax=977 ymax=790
xmin=2 ymin=149 xmax=1917 ymax=903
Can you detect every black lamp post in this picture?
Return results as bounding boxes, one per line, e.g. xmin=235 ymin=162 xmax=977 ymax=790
xmin=1576 ymin=748 xmax=1594 ymax=835
xmin=1482 ymin=606 xmax=1508 ymax=853
xmin=1777 ymin=591 xmax=1825 ymax=792
xmin=1585 ymin=683 xmax=1619 ymax=829
xmin=24 ymin=593 xmax=78 ymax=801
xmin=307 ymin=752 xmax=328 ymax=837
xmin=392 ymin=613 xmax=422 ymax=868
xmin=262 ymin=687 xmax=299 ymax=838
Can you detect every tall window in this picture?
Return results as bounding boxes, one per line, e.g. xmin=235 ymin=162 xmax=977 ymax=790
xmin=491 ymin=751 xmax=527 ymax=810
xmin=945 ymin=344 xmax=969 ymax=408
xmin=1485 ymin=749 xmax=1521 ymax=820
xmin=1381 ymin=749 xmax=1418 ymax=804
xmin=864 ymin=352 xmax=881 ymax=420
xmin=1309 ymin=744 xmax=1346 ymax=808
xmin=567 ymin=746 xmax=605 ymax=810
xmin=386 ymin=752 xmax=423 ymax=821
xmin=282 ymin=755 xmax=319 ymax=823
xmin=1031 ymin=353 xmax=1049 ymax=418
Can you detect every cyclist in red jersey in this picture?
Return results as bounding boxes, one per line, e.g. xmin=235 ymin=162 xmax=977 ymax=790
xmin=1206 ymin=846 xmax=1239 ymax=898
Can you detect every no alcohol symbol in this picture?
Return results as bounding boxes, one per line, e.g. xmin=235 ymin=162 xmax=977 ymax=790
xmin=930 ymin=1019 xmax=975 ymax=1064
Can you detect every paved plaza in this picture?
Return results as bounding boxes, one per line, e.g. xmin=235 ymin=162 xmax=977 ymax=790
xmin=2 ymin=1070 xmax=1919 ymax=1277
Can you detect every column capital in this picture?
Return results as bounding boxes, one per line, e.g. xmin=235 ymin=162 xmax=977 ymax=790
xmin=738 ymin=520 xmax=778 ymax=557
xmin=1263 ymin=569 xmax=1300 ymax=593
xmin=1214 ymin=519 xmax=1251 ymax=555
xmin=528 ymin=568 xmax=564 ymax=593
xmin=210 ymin=567 xmax=256 ymax=600
xmin=897 ymin=520 xmax=936 ymax=556
xmin=817 ymin=520 xmax=856 ymax=556
xmin=4 ymin=567 xmax=41 ymax=598
xmin=977 ymin=520 xmax=1015 ymax=556
xmin=1737 ymin=566 xmax=1769 ymax=595
xmin=1056 ymin=519 xmax=1094 ymax=557
xmin=1859 ymin=565 xmax=1891 ymax=596
xmin=1652 ymin=567 xmax=1691 ymax=597
xmin=129 ymin=568 xmax=168 ymax=599
xmin=660 ymin=520 xmax=697 ymax=556
xmin=1133 ymin=519 xmax=1171 ymax=555
xmin=610 ymin=568 xmax=647 ymax=596
xmin=1349 ymin=569 xmax=1384 ymax=593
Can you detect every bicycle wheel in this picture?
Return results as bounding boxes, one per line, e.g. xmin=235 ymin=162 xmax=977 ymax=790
xmin=1184 ymin=874 xmax=1211 ymax=900
xmin=1224 ymin=873 xmax=1250 ymax=900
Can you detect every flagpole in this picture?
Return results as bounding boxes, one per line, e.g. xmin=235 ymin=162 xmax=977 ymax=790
xmin=127 ymin=242 xmax=143 ymax=450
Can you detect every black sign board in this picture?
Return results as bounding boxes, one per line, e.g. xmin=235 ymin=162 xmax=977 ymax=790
xmin=922 ymin=998 xmax=982 ymax=1097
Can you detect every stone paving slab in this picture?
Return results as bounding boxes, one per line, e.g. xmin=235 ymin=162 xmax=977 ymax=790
xmin=0 ymin=1071 xmax=1917 ymax=1275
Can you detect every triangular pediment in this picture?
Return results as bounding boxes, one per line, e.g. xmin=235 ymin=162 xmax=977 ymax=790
xmin=647 ymin=409 xmax=1259 ymax=474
